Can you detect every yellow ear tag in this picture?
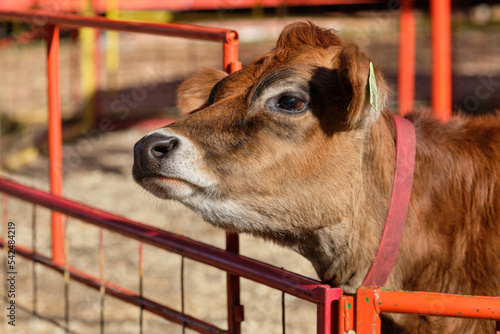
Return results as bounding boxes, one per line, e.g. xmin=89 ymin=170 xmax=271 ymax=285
xmin=347 ymin=99 xmax=352 ymax=112
xmin=369 ymin=62 xmax=378 ymax=112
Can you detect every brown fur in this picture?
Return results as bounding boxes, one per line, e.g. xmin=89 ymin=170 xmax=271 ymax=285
xmin=135 ymin=22 xmax=500 ymax=333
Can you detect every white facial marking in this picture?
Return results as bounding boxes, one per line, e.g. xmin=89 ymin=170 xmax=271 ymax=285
xmin=182 ymin=194 xmax=266 ymax=233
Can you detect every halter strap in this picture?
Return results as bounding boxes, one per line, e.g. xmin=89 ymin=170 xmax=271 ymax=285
xmin=362 ymin=114 xmax=416 ymax=287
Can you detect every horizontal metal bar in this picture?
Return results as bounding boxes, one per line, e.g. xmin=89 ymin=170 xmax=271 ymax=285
xmin=0 ymin=10 xmax=237 ymax=43
xmin=0 ymin=0 xmax=393 ymax=13
xmin=375 ymin=288 xmax=500 ymax=320
xmin=0 ymin=177 xmax=337 ymax=302
xmin=0 ymin=238 xmax=227 ymax=334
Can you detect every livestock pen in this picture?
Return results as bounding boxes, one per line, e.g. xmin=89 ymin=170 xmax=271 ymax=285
xmin=1 ymin=4 xmax=500 ymax=334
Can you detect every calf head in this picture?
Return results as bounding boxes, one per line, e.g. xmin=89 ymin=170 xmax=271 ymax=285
xmin=133 ymin=22 xmax=389 ymax=287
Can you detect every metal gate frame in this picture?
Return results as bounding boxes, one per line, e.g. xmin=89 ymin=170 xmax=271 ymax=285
xmin=0 ymin=9 xmax=342 ymax=334
xmin=1 ymin=6 xmax=500 ymax=334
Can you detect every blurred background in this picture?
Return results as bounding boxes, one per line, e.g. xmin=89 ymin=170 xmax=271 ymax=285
xmin=0 ymin=1 xmax=499 ymax=333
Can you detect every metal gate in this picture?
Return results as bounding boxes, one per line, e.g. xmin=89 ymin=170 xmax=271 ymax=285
xmin=0 ymin=7 xmax=500 ymax=334
xmin=0 ymin=9 xmax=342 ymax=334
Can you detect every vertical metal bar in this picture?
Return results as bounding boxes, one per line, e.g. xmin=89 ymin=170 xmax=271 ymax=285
xmin=63 ymin=216 xmax=70 ymax=333
xmin=398 ymin=0 xmax=415 ymax=115
xmin=226 ymin=232 xmax=242 ymax=334
xmin=316 ymin=286 xmax=342 ymax=334
xmin=316 ymin=287 xmax=331 ymax=334
xmin=181 ymin=256 xmax=186 ymax=334
xmin=281 ymin=291 xmax=286 ymax=334
xmin=431 ymin=0 xmax=452 ymax=121
xmin=223 ymin=32 xmax=242 ymax=74
xmin=99 ymin=228 xmax=105 ymax=334
xmin=338 ymin=296 xmax=345 ymax=334
xmin=32 ymin=204 xmax=38 ymax=333
xmin=224 ymin=33 xmax=243 ymax=334
xmin=139 ymin=242 xmax=144 ymax=334
xmin=338 ymin=295 xmax=354 ymax=334
xmin=356 ymin=287 xmax=381 ymax=334
xmin=46 ymin=24 xmax=65 ymax=266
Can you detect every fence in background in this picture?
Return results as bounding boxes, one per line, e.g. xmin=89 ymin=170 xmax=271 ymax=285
xmin=1 ymin=4 xmax=499 ymax=334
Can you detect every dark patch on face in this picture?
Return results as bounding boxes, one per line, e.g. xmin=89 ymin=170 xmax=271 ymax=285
xmin=249 ymin=65 xmax=352 ymax=137
xmin=308 ymin=67 xmax=352 ymax=136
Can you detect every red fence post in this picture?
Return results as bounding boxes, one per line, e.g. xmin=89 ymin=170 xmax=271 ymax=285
xmin=224 ymin=32 xmax=243 ymax=334
xmin=431 ymin=0 xmax=452 ymax=121
xmin=316 ymin=286 xmax=343 ymax=334
xmin=226 ymin=232 xmax=243 ymax=334
xmin=223 ymin=32 xmax=242 ymax=73
xmin=46 ymin=24 xmax=65 ymax=266
xmin=398 ymin=0 xmax=415 ymax=115
xmin=316 ymin=287 xmax=332 ymax=334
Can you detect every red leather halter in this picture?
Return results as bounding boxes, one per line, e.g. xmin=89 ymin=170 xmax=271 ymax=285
xmin=362 ymin=114 xmax=416 ymax=287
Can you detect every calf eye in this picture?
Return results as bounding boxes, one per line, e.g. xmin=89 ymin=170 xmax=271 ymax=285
xmin=276 ymin=95 xmax=307 ymax=113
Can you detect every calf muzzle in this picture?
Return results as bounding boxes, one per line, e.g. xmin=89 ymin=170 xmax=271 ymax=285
xmin=132 ymin=133 xmax=179 ymax=180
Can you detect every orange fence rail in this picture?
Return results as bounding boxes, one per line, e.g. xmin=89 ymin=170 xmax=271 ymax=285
xmin=339 ymin=287 xmax=500 ymax=334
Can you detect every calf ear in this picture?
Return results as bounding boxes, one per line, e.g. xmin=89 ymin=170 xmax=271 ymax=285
xmin=177 ymin=68 xmax=228 ymax=114
xmin=337 ymin=42 xmax=388 ymax=127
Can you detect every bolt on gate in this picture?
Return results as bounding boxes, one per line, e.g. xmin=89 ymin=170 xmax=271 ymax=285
xmin=1 ymin=8 xmax=500 ymax=334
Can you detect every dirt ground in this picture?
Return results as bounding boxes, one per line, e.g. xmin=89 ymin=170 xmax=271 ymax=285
xmin=0 ymin=11 xmax=500 ymax=334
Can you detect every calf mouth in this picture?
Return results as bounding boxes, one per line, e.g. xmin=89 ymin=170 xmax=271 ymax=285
xmin=133 ymin=174 xmax=196 ymax=200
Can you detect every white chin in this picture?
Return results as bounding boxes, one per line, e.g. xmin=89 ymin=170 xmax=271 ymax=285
xmin=139 ymin=176 xmax=196 ymax=200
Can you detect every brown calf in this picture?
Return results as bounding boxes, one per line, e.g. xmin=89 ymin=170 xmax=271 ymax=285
xmin=133 ymin=22 xmax=500 ymax=333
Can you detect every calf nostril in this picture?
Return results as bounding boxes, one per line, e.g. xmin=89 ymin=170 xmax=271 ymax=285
xmin=149 ymin=137 xmax=178 ymax=159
